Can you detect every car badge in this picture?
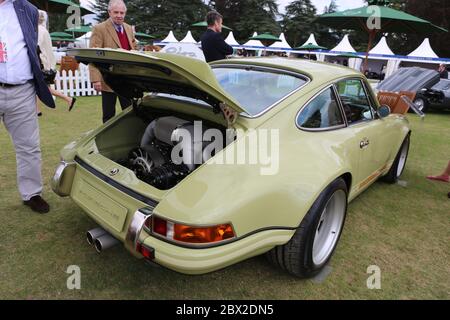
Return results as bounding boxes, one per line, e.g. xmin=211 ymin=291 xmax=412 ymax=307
xmin=109 ymin=168 xmax=120 ymax=176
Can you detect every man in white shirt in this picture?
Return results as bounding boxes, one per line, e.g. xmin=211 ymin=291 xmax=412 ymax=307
xmin=0 ymin=0 xmax=55 ymax=213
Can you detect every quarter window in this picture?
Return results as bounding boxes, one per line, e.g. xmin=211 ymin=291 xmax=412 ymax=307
xmin=297 ymin=87 xmax=345 ymax=129
xmin=336 ymin=79 xmax=374 ymax=124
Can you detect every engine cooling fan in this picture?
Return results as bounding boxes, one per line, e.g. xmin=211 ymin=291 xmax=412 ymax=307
xmin=128 ymin=148 xmax=153 ymax=179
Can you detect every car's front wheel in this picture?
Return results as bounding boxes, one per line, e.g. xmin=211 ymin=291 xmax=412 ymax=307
xmin=266 ymin=178 xmax=348 ymax=278
xmin=413 ymin=97 xmax=428 ymax=113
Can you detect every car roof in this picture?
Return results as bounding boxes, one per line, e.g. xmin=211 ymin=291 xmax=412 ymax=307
xmin=210 ymin=57 xmax=362 ymax=83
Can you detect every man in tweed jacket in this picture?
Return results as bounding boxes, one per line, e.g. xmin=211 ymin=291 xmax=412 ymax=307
xmin=89 ymin=0 xmax=136 ymax=123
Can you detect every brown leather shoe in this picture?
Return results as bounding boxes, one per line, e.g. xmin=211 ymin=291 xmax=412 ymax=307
xmin=23 ymin=196 xmax=50 ymax=214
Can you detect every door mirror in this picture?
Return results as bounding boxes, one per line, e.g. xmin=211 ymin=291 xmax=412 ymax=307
xmin=378 ymin=105 xmax=391 ymax=118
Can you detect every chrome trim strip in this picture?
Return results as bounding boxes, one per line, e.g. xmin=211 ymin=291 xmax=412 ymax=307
xmin=125 ymin=208 xmax=153 ymax=253
xmin=51 ymin=161 xmax=76 ymax=197
xmin=361 ymin=79 xmax=378 ymax=118
xmin=337 ymin=77 xmax=378 ymax=126
xmin=332 ymin=84 xmax=350 ymax=127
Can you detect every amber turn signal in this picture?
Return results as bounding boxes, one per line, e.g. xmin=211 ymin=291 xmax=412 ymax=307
xmin=149 ymin=215 xmax=235 ymax=245
xmin=174 ymin=223 xmax=235 ymax=244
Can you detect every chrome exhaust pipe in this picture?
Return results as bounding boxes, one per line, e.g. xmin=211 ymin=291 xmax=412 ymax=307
xmin=94 ymin=234 xmax=120 ymax=253
xmin=86 ymin=228 xmax=107 ymax=245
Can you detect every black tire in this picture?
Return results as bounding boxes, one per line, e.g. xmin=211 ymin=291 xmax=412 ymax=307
xmin=412 ymin=97 xmax=429 ymax=113
xmin=266 ymin=178 xmax=348 ymax=278
xmin=382 ymin=134 xmax=410 ymax=184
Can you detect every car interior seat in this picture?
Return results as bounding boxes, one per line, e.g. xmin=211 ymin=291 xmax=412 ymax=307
xmin=377 ymin=91 xmax=415 ymax=115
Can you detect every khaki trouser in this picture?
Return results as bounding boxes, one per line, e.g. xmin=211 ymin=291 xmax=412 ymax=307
xmin=0 ymin=82 xmax=42 ymax=201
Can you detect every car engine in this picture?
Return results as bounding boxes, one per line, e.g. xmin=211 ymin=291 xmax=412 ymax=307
xmin=120 ymin=116 xmax=214 ymax=190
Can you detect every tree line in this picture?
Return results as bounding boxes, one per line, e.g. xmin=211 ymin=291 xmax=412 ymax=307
xmin=48 ymin=0 xmax=450 ymax=58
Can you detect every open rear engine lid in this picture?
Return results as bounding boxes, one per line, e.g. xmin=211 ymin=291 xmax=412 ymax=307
xmin=68 ymin=48 xmax=246 ymax=123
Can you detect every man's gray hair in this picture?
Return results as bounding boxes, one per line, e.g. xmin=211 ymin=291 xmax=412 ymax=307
xmin=108 ymin=0 xmax=127 ymax=11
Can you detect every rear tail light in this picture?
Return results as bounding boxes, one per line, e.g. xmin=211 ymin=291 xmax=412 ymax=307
xmin=152 ymin=216 xmax=168 ymax=237
xmin=136 ymin=242 xmax=155 ymax=260
xmin=145 ymin=215 xmax=235 ymax=246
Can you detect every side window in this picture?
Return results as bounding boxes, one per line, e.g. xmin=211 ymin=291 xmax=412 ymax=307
xmin=297 ymin=87 xmax=345 ymax=129
xmin=336 ymin=79 xmax=374 ymax=124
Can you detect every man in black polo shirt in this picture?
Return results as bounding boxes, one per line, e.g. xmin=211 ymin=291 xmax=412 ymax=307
xmin=200 ymin=11 xmax=233 ymax=63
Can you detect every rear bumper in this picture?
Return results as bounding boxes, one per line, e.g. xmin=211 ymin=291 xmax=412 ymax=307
xmin=139 ymin=228 xmax=294 ymax=275
xmin=52 ymin=157 xmax=295 ymax=275
xmin=68 ymin=159 xmax=154 ymax=244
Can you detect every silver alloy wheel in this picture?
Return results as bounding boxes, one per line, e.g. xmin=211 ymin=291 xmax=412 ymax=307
xmin=396 ymin=140 xmax=409 ymax=178
xmin=414 ymin=98 xmax=425 ymax=111
xmin=312 ymin=189 xmax=346 ymax=266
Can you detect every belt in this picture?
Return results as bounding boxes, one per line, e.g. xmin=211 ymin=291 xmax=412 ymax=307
xmin=0 ymin=80 xmax=32 ymax=88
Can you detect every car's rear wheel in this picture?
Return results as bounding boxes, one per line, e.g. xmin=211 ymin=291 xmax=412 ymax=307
xmin=382 ymin=134 xmax=410 ymax=183
xmin=266 ymin=178 xmax=348 ymax=278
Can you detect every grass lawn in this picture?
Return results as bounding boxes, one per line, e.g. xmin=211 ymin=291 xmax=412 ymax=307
xmin=0 ymin=96 xmax=449 ymax=299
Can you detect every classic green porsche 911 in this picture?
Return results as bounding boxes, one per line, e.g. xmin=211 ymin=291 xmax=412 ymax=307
xmin=52 ymin=48 xmax=410 ymax=278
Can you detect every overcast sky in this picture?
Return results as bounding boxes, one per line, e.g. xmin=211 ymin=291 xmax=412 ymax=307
xmin=278 ymin=0 xmax=364 ymax=14
xmin=81 ymin=0 xmax=365 ymax=14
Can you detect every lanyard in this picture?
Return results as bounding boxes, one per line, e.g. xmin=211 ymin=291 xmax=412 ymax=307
xmin=0 ymin=4 xmax=11 ymax=64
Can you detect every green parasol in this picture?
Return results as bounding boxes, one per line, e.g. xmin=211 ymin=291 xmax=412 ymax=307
xmin=51 ymin=36 xmax=76 ymax=42
xmin=294 ymin=43 xmax=327 ymax=59
xmin=135 ymin=32 xmax=156 ymax=40
xmin=315 ymin=0 xmax=447 ymax=71
xmin=336 ymin=53 xmax=364 ymax=59
xmin=295 ymin=43 xmax=327 ymax=51
xmin=249 ymin=33 xmax=281 ymax=47
xmin=50 ymin=32 xmax=73 ymax=38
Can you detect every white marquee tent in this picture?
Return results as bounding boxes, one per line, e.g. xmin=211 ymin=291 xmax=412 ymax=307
xmin=408 ymin=38 xmax=439 ymax=59
xmin=155 ymin=31 xmax=179 ymax=45
xmin=292 ymin=33 xmax=325 ymax=59
xmin=268 ymin=33 xmax=291 ymax=51
xmin=180 ymin=31 xmax=197 ymax=44
xmin=301 ymin=34 xmax=319 ymax=47
xmin=74 ymin=31 xmax=92 ymax=48
xmin=330 ymin=34 xmax=356 ymax=53
xmin=243 ymin=32 xmax=264 ymax=49
xmin=395 ymin=38 xmax=442 ymax=70
xmin=319 ymin=35 xmax=357 ymax=66
xmin=365 ymin=36 xmax=396 ymax=78
xmin=225 ymin=31 xmax=241 ymax=47
xmin=369 ymin=36 xmax=395 ymax=56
